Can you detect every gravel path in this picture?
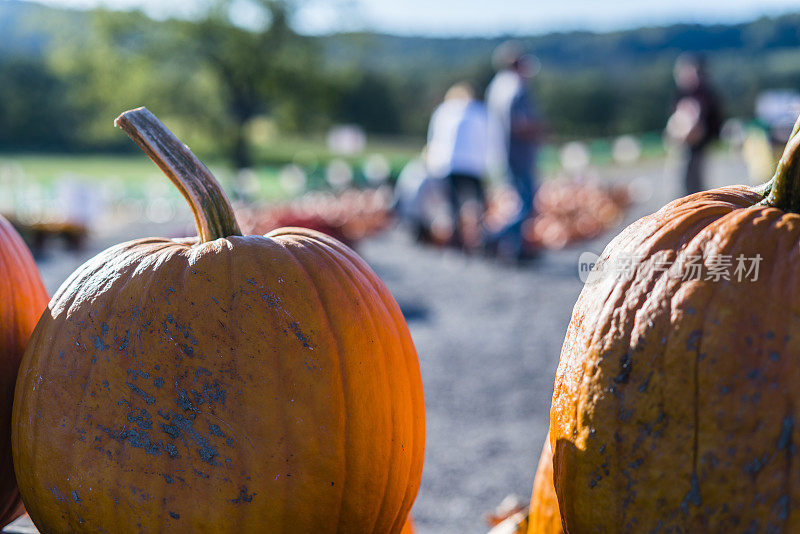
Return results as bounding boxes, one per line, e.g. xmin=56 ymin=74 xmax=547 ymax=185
xmin=34 ymin=152 xmax=749 ymax=533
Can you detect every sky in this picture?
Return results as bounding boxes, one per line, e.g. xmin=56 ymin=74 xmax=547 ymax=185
xmin=33 ymin=0 xmax=800 ymax=36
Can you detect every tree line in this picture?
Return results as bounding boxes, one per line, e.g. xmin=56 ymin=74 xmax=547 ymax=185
xmin=1 ymin=0 xmax=800 ymax=168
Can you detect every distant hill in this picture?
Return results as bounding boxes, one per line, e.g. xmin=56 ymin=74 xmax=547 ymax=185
xmin=2 ymin=1 xmax=800 ymax=140
xmin=4 ymin=1 xmax=800 ymax=76
xmin=0 ymin=0 xmax=83 ymax=57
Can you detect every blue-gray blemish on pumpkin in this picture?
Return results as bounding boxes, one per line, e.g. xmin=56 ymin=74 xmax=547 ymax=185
xmin=195 ymin=367 xmax=211 ymax=380
xmin=680 ymin=474 xmax=702 ymax=513
xmin=198 ymin=444 xmax=218 ymax=464
xmin=226 ymin=437 xmax=234 ymax=446
xmin=127 ymin=369 xmax=151 ymax=380
xmin=59 ymin=351 xmax=65 ymax=360
xmin=262 ymin=292 xmax=280 ymax=309
xmin=744 ymin=454 xmax=770 ymax=476
xmin=166 ymin=410 xmax=220 ymax=465
xmin=153 ymin=377 xmax=164 ymax=389
xmin=158 ymin=409 xmax=170 ymax=420
xmin=164 ymin=474 xmax=174 ymax=484
xmin=686 ymin=330 xmax=701 ymax=351
xmin=719 ymin=385 xmax=730 ymax=395
xmin=126 ymin=382 xmax=155 ymax=405
xmin=231 ymin=486 xmax=255 ymax=504
xmin=115 ymin=333 xmax=129 ymax=352
xmin=50 ymin=486 xmax=68 ymax=502
xmin=161 ymin=423 xmax=181 ymax=439
xmin=613 ymin=352 xmax=632 ymax=384
xmin=181 ymin=344 xmax=194 ymax=356
xmin=164 ymin=443 xmax=179 ymax=458
xmin=747 ymin=369 xmax=761 ymax=380
xmin=92 ymin=335 xmax=109 ymax=351
xmin=778 ymin=416 xmax=794 ymax=451
xmin=169 ymin=512 xmax=180 ymax=519
xmin=97 ymin=425 xmax=162 ymax=456
xmin=101 ymin=322 xmax=109 ymax=336
xmin=194 ymin=469 xmax=209 ymax=479
xmin=774 ymin=495 xmax=790 ymax=521
xmin=770 ymin=352 xmax=780 ymax=362
xmin=209 ymin=424 xmax=224 ymax=437
xmin=175 ymin=385 xmax=199 ymax=414
xmin=127 ymin=409 xmax=153 ymax=430
xmin=288 ymin=322 xmax=314 ymax=349
xmin=71 ymin=490 xmax=81 ymax=503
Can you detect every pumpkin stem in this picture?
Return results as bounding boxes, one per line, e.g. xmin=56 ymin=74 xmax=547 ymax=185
xmin=761 ymin=113 xmax=800 ymax=212
xmin=115 ymin=107 xmax=242 ymax=242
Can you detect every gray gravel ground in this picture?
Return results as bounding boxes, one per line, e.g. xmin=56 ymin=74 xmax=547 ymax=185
xmin=35 ymin=152 xmax=749 ymax=534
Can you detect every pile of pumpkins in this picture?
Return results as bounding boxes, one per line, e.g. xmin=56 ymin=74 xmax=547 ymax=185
xmin=236 ymin=188 xmax=393 ymax=249
xmin=484 ymin=178 xmax=631 ymax=251
xmin=4 ymin=107 xmax=800 ymax=533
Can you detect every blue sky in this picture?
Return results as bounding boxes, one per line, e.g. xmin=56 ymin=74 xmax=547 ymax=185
xmin=35 ymin=0 xmax=800 ymax=36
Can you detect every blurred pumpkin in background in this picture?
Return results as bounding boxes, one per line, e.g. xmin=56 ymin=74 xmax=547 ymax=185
xmin=526 ymin=433 xmax=563 ymax=534
xmin=0 ymin=216 xmax=48 ymax=526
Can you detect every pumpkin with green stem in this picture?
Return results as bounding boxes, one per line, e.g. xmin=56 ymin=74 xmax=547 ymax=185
xmin=12 ymin=108 xmax=425 ymax=533
xmin=0 ymin=216 xmax=48 ymax=525
xmin=550 ymin=115 xmax=800 ymax=531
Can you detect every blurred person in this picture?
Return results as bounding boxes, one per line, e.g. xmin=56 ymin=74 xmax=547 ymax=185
xmin=485 ymin=41 xmax=544 ymax=261
xmin=666 ymin=53 xmax=722 ymax=195
xmin=426 ymin=82 xmax=492 ymax=250
xmin=394 ymin=150 xmax=447 ymax=243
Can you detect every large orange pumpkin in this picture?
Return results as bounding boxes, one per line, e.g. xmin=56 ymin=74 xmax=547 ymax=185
xmin=12 ymin=108 xmax=425 ymax=533
xmin=526 ymin=433 xmax=563 ymax=534
xmin=0 ymin=216 xmax=48 ymax=525
xmin=551 ymin=117 xmax=800 ymax=531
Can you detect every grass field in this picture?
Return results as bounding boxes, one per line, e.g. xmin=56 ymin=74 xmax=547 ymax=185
xmin=0 ymin=132 xmax=668 ymax=210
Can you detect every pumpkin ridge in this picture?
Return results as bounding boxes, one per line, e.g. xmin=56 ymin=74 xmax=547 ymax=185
xmin=319 ymin=232 xmax=425 ymax=528
xmin=299 ymin=237 xmax=413 ymax=533
xmin=285 ymin=238 xmax=391 ymax=532
xmin=264 ymin=237 xmax=351 ymax=530
xmin=283 ymin=237 xmax=399 ymax=532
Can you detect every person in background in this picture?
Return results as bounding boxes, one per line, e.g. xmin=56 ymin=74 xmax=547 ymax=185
xmin=485 ymin=41 xmax=544 ymax=261
xmin=666 ymin=53 xmax=722 ymax=195
xmin=426 ymin=82 xmax=492 ymax=250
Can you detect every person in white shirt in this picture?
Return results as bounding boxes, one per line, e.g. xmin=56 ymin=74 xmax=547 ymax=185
xmin=426 ymin=82 xmax=492 ymax=248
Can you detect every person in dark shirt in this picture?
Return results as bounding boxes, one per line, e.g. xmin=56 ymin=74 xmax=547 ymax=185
xmin=667 ymin=53 xmax=723 ymax=195
xmin=485 ymin=41 xmax=544 ymax=261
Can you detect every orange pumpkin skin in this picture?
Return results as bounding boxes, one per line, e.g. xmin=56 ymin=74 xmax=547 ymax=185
xmin=527 ymin=433 xmax=563 ymax=534
xmin=12 ymin=108 xmax=425 ymax=534
xmin=400 ymin=514 xmax=416 ymax=533
xmin=550 ymin=184 xmax=800 ymax=531
xmin=12 ymin=227 xmax=425 ymax=533
xmin=0 ymin=216 xmax=48 ymax=525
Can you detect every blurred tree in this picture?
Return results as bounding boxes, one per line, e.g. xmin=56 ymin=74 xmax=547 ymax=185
xmin=182 ymin=0 xmax=323 ymax=169
xmin=0 ymin=58 xmax=77 ymax=149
